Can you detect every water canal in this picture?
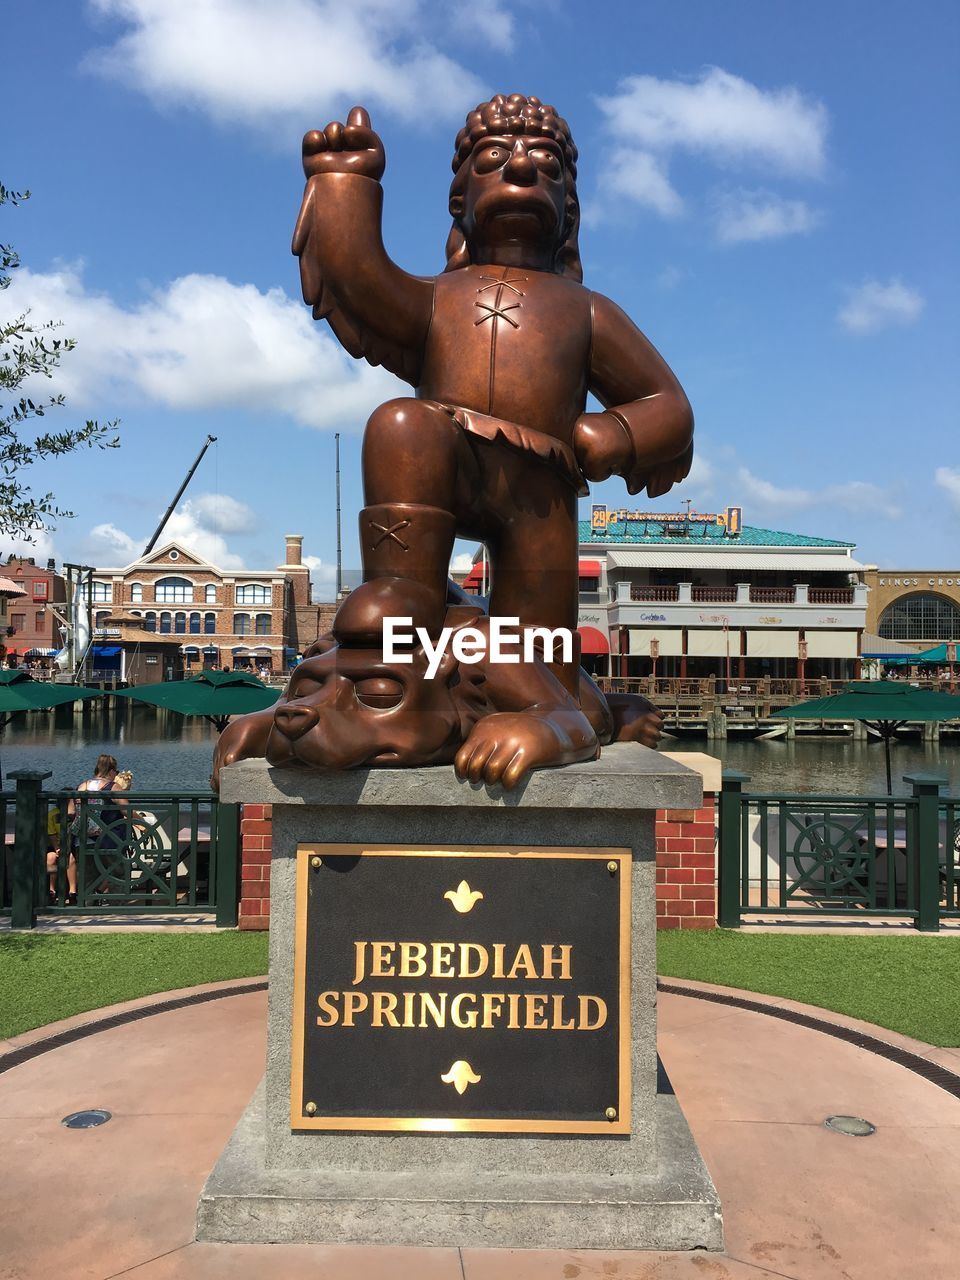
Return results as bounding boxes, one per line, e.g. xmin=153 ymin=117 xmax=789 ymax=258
xmin=2 ymin=702 xmax=958 ymax=797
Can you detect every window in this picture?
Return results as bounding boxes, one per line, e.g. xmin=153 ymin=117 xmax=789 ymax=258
xmin=129 ymin=583 xmax=143 ymax=602
xmin=255 ymin=613 xmax=271 ymax=635
xmin=91 ymin=580 xmax=112 ymax=603
xmin=10 ymin=613 xmax=25 ymax=631
xmin=145 ymin=612 xmax=157 ymax=632
xmin=154 ymin=576 xmax=193 ymax=603
xmin=233 ymin=613 xmax=251 ymax=635
xmin=32 ymin=581 xmax=48 ymax=601
xmin=95 ymin=611 xmax=111 ymax=628
xmin=235 ymin=583 xmax=270 ymax=605
xmin=205 ymin=584 xmax=217 ymax=603
xmin=203 ymin=612 xmax=216 ymax=635
xmin=159 ymin=611 xmax=172 ymax=634
xmin=35 ymin=611 xmax=45 ymax=628
xmin=879 ymin=594 xmax=960 ymax=641
xmin=189 ymin=612 xmax=201 ymax=634
xmin=174 ymin=612 xmax=187 ymax=634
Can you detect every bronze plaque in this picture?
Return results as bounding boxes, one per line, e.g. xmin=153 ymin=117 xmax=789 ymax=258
xmin=291 ymin=844 xmax=631 ymax=1135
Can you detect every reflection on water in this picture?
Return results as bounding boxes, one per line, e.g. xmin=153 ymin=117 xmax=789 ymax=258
xmin=668 ymin=735 xmax=960 ymax=797
xmin=0 ymin=703 xmax=219 ymax=792
xmin=1 ymin=703 xmax=958 ymax=797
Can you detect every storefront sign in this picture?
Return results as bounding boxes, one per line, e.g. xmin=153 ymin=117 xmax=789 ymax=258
xmin=879 ymin=576 xmax=959 ymax=588
xmin=291 ymin=845 xmax=631 ymax=1135
xmin=589 ymin=504 xmax=742 ymax=533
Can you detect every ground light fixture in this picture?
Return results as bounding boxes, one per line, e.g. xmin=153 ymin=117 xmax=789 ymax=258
xmin=824 ymin=1115 xmax=876 ymax=1137
xmin=61 ymin=1109 xmax=112 ymax=1129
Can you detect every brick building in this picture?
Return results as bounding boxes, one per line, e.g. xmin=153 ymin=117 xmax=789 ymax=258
xmin=1 ymin=556 xmax=66 ymax=665
xmin=92 ymin=535 xmax=321 ymax=681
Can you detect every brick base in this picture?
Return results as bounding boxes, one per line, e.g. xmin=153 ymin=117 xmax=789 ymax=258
xmin=655 ymin=796 xmax=717 ymax=929
xmin=238 ymin=796 xmax=718 ymax=931
xmin=238 ymin=804 xmax=272 ymax=931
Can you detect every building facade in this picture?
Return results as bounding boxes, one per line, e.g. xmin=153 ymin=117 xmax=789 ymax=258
xmin=582 ymin=507 xmax=866 ymax=681
xmin=1 ymin=556 xmax=66 ymax=663
xmin=863 ymin=569 xmax=960 ymax=647
xmin=92 ymin=535 xmax=317 ymax=681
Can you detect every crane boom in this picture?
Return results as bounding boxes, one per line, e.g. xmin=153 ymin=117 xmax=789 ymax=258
xmin=143 ymin=434 xmax=218 ymax=555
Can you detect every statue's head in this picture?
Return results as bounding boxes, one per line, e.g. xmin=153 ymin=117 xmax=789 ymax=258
xmin=445 ymin=94 xmax=581 ymax=281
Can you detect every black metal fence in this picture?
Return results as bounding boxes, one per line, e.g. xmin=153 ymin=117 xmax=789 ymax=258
xmin=0 ymin=771 xmax=241 ymax=928
xmin=718 ymin=772 xmax=958 ymax=932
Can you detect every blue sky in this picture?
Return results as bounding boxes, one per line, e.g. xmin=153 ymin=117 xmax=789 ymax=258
xmin=3 ymin=0 xmax=957 ymax=594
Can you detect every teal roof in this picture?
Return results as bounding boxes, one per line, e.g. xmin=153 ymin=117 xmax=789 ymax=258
xmin=578 ymin=520 xmax=853 ymax=549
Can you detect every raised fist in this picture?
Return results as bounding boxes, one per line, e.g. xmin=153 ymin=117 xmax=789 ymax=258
xmin=302 ymin=106 xmax=385 ymax=182
xmin=574 ymin=411 xmax=633 ymax=483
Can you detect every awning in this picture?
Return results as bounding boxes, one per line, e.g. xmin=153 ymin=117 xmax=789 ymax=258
xmin=687 ymin=630 xmax=734 ymax=657
xmin=860 ymin=631 xmax=919 ymax=658
xmin=746 ymin=630 xmax=799 ymax=658
xmin=577 ymin=625 xmax=609 ymax=655
xmin=24 ymin=648 xmax=57 ymax=657
xmin=461 ymin=563 xmax=486 ymax=587
xmin=578 ymin=560 xmax=602 ymax=577
xmin=92 ymin=645 xmax=121 ymax=657
xmin=628 ymin=628 xmax=683 ymax=657
xmin=606 ymin=549 xmax=863 ymax=572
xmin=804 ymin=631 xmax=858 ymax=659
xmin=0 ymin=577 xmax=27 ymax=596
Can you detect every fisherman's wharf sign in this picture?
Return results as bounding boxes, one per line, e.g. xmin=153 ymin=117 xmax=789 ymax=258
xmin=291 ymin=845 xmax=631 ymax=1135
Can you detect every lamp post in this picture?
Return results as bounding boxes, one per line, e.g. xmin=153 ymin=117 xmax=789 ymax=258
xmin=650 ymin=637 xmax=659 ymax=694
xmin=798 ymin=637 xmax=808 ymax=695
xmin=723 ymin=622 xmax=731 ymax=695
xmin=949 ymin=641 xmax=956 ymax=695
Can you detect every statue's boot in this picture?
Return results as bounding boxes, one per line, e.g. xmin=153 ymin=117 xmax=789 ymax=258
xmin=543 ymin=631 xmax=584 ymax=707
xmin=333 ymin=503 xmax=457 ymax=647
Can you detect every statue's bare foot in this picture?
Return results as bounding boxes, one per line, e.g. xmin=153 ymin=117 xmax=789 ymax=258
xmin=605 ymin=693 xmax=665 ymax=748
xmin=454 ymin=711 xmax=597 ymax=791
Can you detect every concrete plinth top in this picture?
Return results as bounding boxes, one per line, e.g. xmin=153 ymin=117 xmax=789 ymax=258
xmin=219 ymin=742 xmax=702 ymax=811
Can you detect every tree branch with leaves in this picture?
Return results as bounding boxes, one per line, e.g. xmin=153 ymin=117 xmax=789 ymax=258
xmin=1 ymin=182 xmax=119 ymax=540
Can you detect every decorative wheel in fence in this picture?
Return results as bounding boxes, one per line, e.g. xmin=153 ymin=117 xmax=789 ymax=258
xmin=783 ymin=810 xmax=873 ymax=903
xmin=79 ymin=806 xmax=179 ymax=905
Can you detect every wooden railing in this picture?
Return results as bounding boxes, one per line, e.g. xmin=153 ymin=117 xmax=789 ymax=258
xmin=630 ymin=585 xmax=680 ymax=602
xmin=691 ymin=586 xmax=738 ymax=603
xmin=808 ymin=588 xmax=855 ymax=604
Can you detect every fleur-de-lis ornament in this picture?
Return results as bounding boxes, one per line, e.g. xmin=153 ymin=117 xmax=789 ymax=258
xmin=443 ymin=880 xmax=483 ymax=913
xmin=441 ymin=1060 xmax=482 ymax=1094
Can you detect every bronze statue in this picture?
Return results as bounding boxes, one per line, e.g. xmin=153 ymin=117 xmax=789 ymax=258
xmin=213 ymin=95 xmax=691 ymax=790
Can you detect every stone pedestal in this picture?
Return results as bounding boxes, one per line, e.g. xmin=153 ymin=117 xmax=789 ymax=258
xmin=198 ymin=745 xmax=722 ymax=1250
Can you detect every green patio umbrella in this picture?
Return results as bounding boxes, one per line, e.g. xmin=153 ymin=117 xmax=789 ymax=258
xmin=113 ymin=668 xmax=280 ymax=733
xmin=772 ymin=681 xmax=960 ymax=793
xmin=0 ymin=669 xmax=105 ymax=787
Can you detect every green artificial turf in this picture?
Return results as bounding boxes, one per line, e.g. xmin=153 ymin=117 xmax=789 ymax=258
xmin=657 ymin=931 xmax=960 ymax=1047
xmin=0 ymin=930 xmax=957 ymax=1047
xmin=0 ymin=932 xmax=268 ymax=1038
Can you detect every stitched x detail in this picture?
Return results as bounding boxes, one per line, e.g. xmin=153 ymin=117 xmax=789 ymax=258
xmin=369 ymin=518 xmax=410 ymax=550
xmin=477 ymin=274 xmax=526 ymax=297
xmin=474 ymin=300 xmax=521 ymax=328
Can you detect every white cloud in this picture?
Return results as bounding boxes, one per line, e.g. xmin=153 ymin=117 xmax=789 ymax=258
xmin=601 ymin=150 xmax=684 ymax=219
xmin=597 ymin=68 xmax=828 ymax=178
xmin=188 ymin=493 xmax=258 ymax=536
xmin=655 ymin=264 xmax=688 ymax=291
xmin=450 ymin=551 xmax=474 ymax=572
xmin=88 ymin=522 xmax=140 ymax=560
xmin=302 ymin=553 xmax=338 ymax=598
xmin=86 ymin=499 xmax=249 ymax=568
xmin=837 ymin=279 xmax=925 ymax=334
xmin=85 ymin=0 xmax=486 ymax=130
xmin=935 ymin=467 xmax=960 ymax=513
xmin=736 ymin=466 xmax=899 ymax=517
xmin=0 ymin=529 xmax=57 ymax=561
xmin=6 ymin=265 xmax=400 ymax=429
xmin=713 ymin=190 xmax=820 ymax=244
xmin=448 ymin=0 xmax=513 ymax=51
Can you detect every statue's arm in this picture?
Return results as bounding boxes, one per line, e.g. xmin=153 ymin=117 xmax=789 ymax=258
xmin=293 ymin=109 xmax=434 ymax=382
xmin=576 ymin=292 xmax=693 ymax=497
